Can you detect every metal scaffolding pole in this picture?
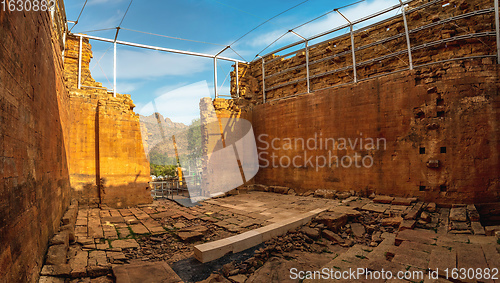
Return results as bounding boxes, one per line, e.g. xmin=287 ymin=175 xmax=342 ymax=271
xmin=213 ymin=46 xmax=230 ymax=99
xmin=236 ymin=61 xmax=239 ymax=98
xmin=290 ymin=31 xmax=310 ymax=93
xmin=400 ymin=0 xmax=413 ymax=69
xmin=213 ymin=58 xmax=218 ymax=98
xmin=78 ymin=35 xmax=82 ymax=89
xmin=495 ymin=0 xmax=500 ymax=64
xmin=337 ymin=10 xmax=357 ymax=83
xmin=113 ymin=41 xmax=117 ymax=97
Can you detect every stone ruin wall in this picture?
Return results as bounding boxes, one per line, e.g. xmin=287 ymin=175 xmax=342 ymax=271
xmin=64 ymin=35 xmax=152 ymax=208
xmin=221 ymin=0 xmax=500 ymax=204
xmin=232 ymin=0 xmax=496 ymax=103
xmin=0 ymin=4 xmax=71 ymax=282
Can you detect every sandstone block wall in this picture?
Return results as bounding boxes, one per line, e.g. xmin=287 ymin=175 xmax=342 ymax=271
xmin=224 ymin=0 xmax=499 ymax=204
xmin=64 ymin=35 xmax=152 ymax=208
xmin=0 ymin=5 xmax=71 ymax=282
xmin=250 ymin=59 xmax=499 ymax=204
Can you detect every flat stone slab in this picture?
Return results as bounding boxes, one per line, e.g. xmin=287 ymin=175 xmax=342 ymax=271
xmin=373 ymin=195 xmax=394 ymax=204
xmin=361 ymin=203 xmax=389 ymax=213
xmin=113 ymin=261 xmax=182 ymax=283
xmin=111 ymin=239 xmax=140 ymax=249
xmin=449 ymin=207 xmax=467 ymax=222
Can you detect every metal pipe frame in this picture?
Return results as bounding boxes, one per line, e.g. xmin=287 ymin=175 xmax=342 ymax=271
xmin=495 ymin=0 xmax=500 ymax=63
xmin=336 ymin=10 xmax=357 ymax=83
xmin=78 ymin=35 xmax=82 ymax=89
xmin=213 ymin=46 xmax=231 ymax=99
xmin=263 ymin=8 xmax=493 ymax=81
xmin=113 ymin=41 xmax=117 ymax=97
xmin=400 ymin=0 xmax=413 ymax=69
xmin=289 ymin=31 xmax=310 ymax=93
xmin=74 ymin=34 xmax=246 ymax=63
xmin=258 ymin=0 xmax=416 ymax=60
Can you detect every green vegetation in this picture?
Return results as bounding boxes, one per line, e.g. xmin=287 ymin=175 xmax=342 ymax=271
xmin=150 ymin=164 xmax=177 ymax=178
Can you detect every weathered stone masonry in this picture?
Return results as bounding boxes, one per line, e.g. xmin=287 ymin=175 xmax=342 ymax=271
xmin=224 ymin=0 xmax=500 ymax=204
xmin=0 ymin=5 xmax=71 ymax=283
xmin=64 ymin=35 xmax=151 ymax=208
xmin=1 ymin=4 xmax=151 ymax=282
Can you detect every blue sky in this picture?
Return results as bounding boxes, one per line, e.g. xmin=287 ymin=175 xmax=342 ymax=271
xmin=65 ymin=0 xmax=401 ymax=125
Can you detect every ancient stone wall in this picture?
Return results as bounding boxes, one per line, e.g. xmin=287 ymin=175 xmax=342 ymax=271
xmin=225 ymin=0 xmax=499 ymax=204
xmin=232 ymin=0 xmax=496 ymax=103
xmin=0 ymin=5 xmax=71 ymax=282
xmin=64 ymin=35 xmax=152 ymax=208
xmin=250 ymin=58 xmax=499 ymax=204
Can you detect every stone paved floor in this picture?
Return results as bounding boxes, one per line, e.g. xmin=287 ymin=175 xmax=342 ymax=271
xmin=39 ymin=191 xmax=500 ymax=283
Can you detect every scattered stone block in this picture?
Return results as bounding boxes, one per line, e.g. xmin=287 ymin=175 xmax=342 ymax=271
xmin=395 ymin=229 xmax=437 ymax=245
xmin=381 ymin=216 xmax=403 ymax=227
xmin=467 ymin=204 xmax=480 ymax=222
xmin=314 ymin=212 xmax=347 ymax=232
xmin=485 ymin=225 xmax=500 ymax=236
xmin=40 ymin=264 xmax=71 ymax=277
xmin=350 ymin=223 xmax=365 ymax=238
xmin=301 ymin=226 xmax=320 ymax=240
xmin=420 ymin=211 xmax=431 ymax=222
xmin=373 ymin=195 xmax=394 ymax=204
xmin=270 ymin=186 xmax=289 ymax=194
xmin=69 ymin=250 xmax=88 ymax=278
xmin=113 ymin=261 xmax=182 ymax=283
xmin=398 ymin=219 xmax=416 ymax=231
xmin=177 ymin=231 xmax=204 ymax=242
xmin=471 ymin=222 xmax=485 ymax=235
xmin=449 ymin=207 xmax=467 ymax=222
xmin=111 ymin=239 xmax=140 ymax=249
xmin=336 ymin=191 xmax=351 ymax=200
xmin=50 ymin=231 xmax=69 ymax=247
xmin=391 ymin=197 xmax=412 ymax=206
xmin=87 ymin=265 xmax=111 ymax=278
xmin=46 ymin=245 xmax=68 ymax=265
xmin=404 ymin=202 xmax=424 ymax=220
xmin=228 ymin=274 xmax=247 ymax=283
xmin=322 ymin=230 xmax=344 ymax=243
xmin=361 ymin=203 xmax=390 ymax=214
xmin=425 ymin=202 xmax=437 ymax=212
xmin=38 ymin=276 xmax=66 ymax=283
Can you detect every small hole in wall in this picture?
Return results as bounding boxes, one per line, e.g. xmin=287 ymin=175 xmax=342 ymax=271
xmin=437 ymin=111 xmax=445 ymax=118
xmin=440 ymin=147 xmax=447 ymax=153
xmin=440 ymin=185 xmax=447 ymax=191
xmin=437 ymin=98 xmax=444 ymax=106
xmin=419 ymin=185 xmax=426 ymax=191
xmin=419 ymin=147 xmax=426 ymax=154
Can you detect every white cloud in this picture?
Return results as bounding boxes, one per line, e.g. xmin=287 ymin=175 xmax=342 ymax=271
xmin=246 ymin=0 xmax=400 ymax=50
xmin=90 ymin=48 xmax=211 ymax=80
xmin=136 ymin=80 xmax=211 ymax=125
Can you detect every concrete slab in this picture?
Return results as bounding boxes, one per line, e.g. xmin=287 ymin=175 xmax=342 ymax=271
xmin=113 ymin=261 xmax=182 ymax=283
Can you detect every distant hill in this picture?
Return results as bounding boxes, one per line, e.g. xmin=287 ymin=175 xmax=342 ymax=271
xmin=139 ymin=113 xmax=189 ymax=159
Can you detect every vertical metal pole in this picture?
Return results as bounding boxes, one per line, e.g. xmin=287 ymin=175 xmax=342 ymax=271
xmin=78 ymin=36 xmax=82 ymax=89
xmin=495 ymin=0 xmax=500 ymax=64
xmin=113 ymin=41 xmax=117 ymax=97
xmin=235 ymin=61 xmax=240 ymax=98
xmin=400 ymin=0 xmax=413 ymax=69
xmin=305 ymin=40 xmax=310 ymax=93
xmin=350 ymin=25 xmax=357 ymax=83
xmin=214 ymin=58 xmax=218 ymax=98
xmin=62 ymin=32 xmax=67 ymax=61
xmin=261 ymin=57 xmax=266 ymax=103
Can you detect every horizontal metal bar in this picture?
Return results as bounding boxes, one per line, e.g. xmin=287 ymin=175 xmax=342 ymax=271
xmin=73 ymin=33 xmax=247 ymax=63
xmin=217 ymin=95 xmax=233 ymax=97
xmin=357 ymin=67 xmax=410 ymax=82
xmin=265 ymin=77 xmax=307 ymax=92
